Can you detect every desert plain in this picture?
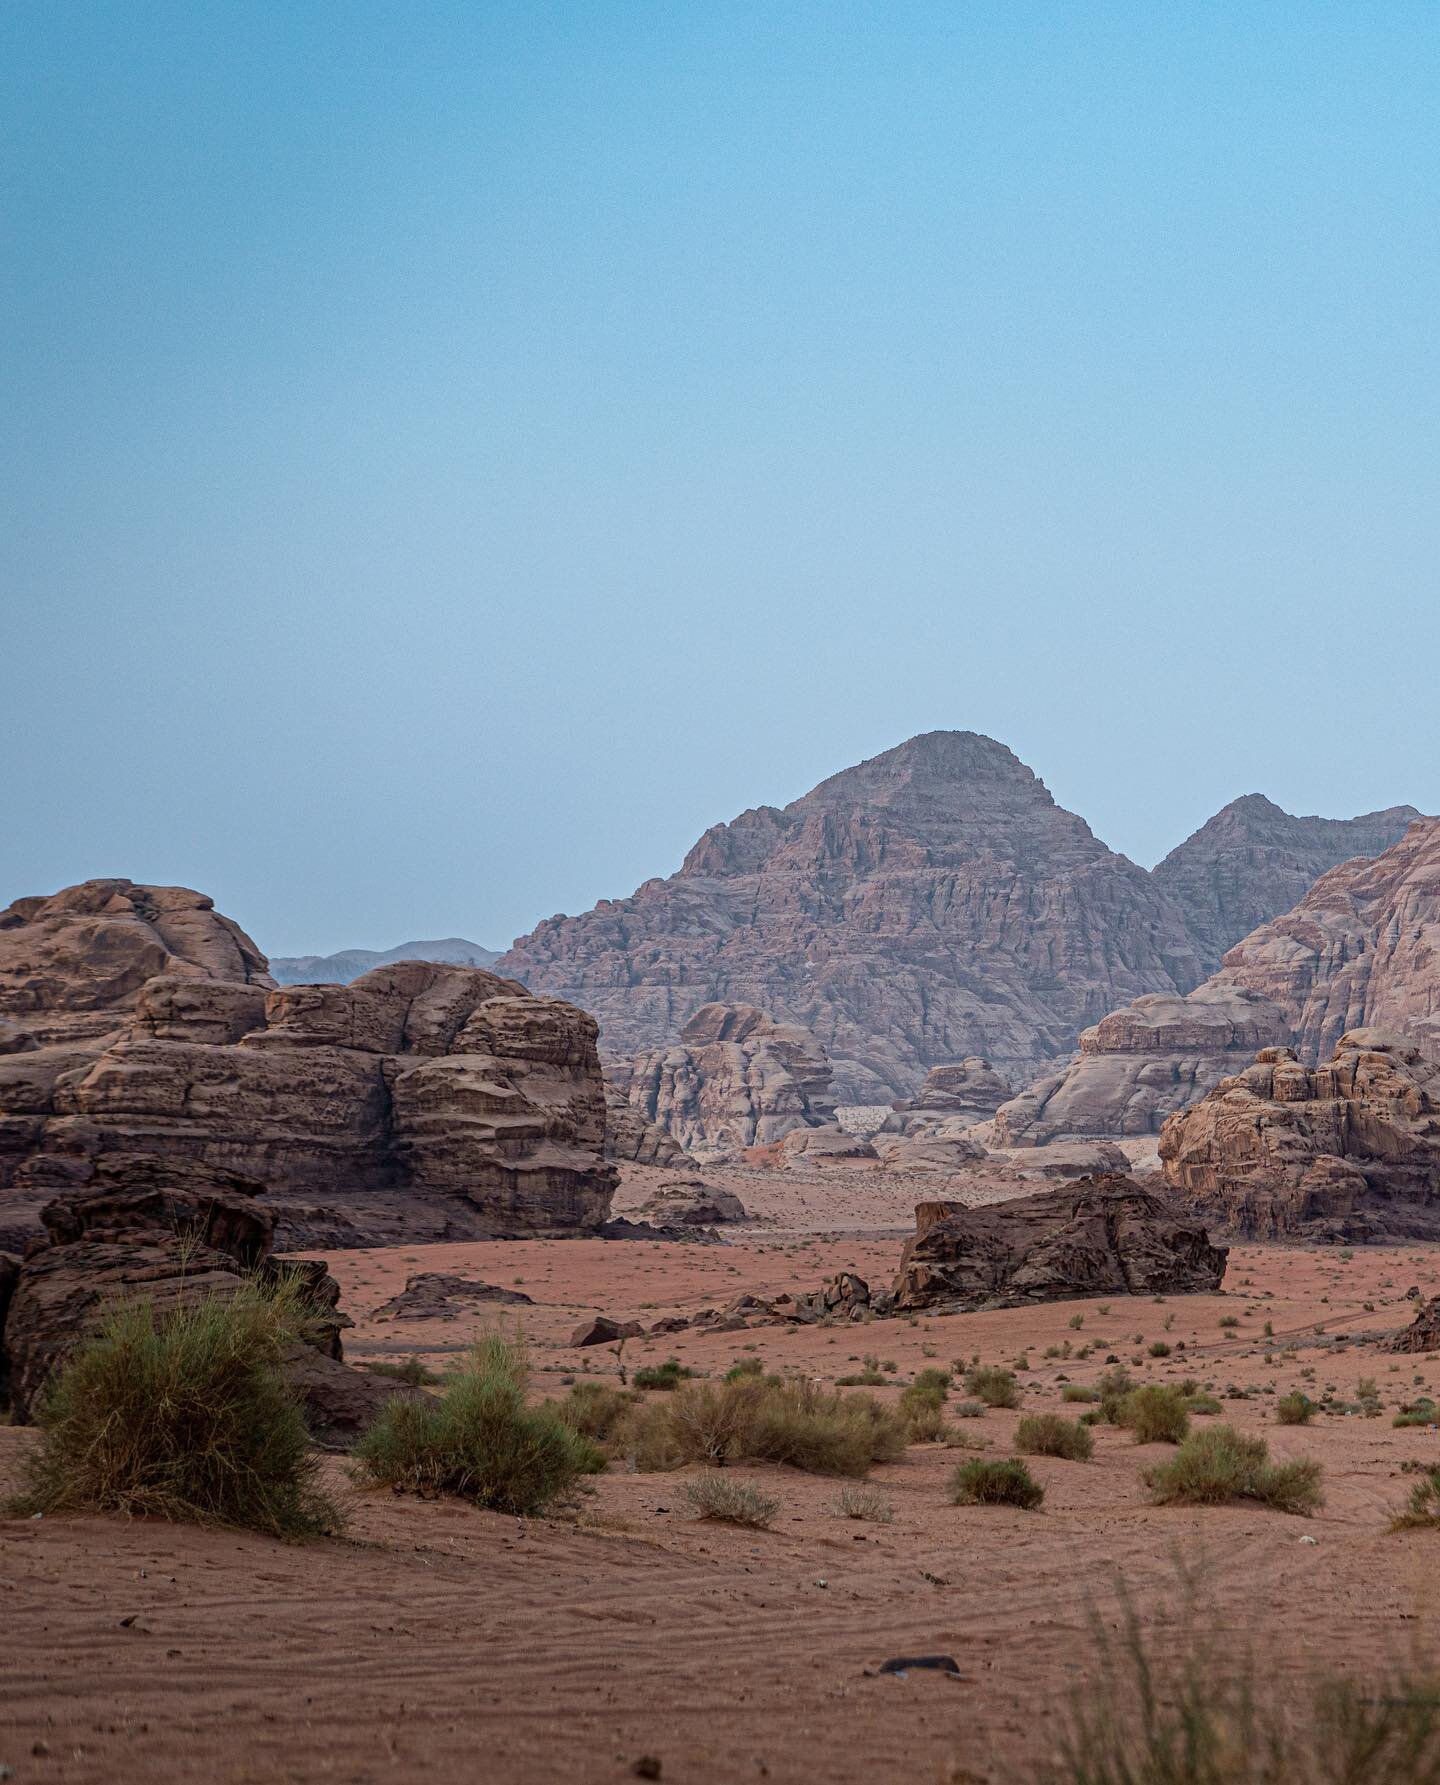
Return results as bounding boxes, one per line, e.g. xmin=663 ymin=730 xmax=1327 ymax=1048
xmin=5 ymin=1156 xmax=1439 ymax=1785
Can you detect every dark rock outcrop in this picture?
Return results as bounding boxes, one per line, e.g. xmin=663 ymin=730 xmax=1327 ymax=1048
xmin=890 ymin=1174 xmax=1228 ymax=1311
xmin=636 ymin=1179 xmax=747 ymax=1225
xmin=0 ymin=881 xmax=617 ymax=1247
xmin=0 ymin=1155 xmax=402 ymax=1445
xmin=1390 ymin=1296 xmax=1440 ymax=1353
xmin=499 ymin=732 xmax=1204 ymax=1100
xmin=1159 ymin=1030 xmax=1440 ymax=1241
xmin=1152 ymin=796 xmax=1420 ymax=975
xmin=371 ymin=1273 xmax=535 ymax=1320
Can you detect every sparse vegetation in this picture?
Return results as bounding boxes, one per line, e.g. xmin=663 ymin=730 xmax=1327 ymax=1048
xmin=361 ymin=1355 xmax=439 ymax=1387
xmin=683 ymin=1474 xmax=778 ymax=1529
xmin=632 ymin=1357 xmax=697 ymax=1391
xmin=965 ymin=1365 xmax=1021 ymax=1410
xmin=1394 ymin=1399 xmax=1438 ymax=1430
xmin=1121 ymin=1385 xmax=1191 ymax=1445
xmin=1049 ymin=1580 xmax=1440 ymax=1783
xmin=948 ymin=1457 xmax=1044 ymax=1510
xmin=1392 ymin=1467 xmax=1440 ymax=1530
xmin=556 ymin=1380 xmax=639 ymax=1442
xmin=354 ymin=1331 xmax=603 ymax=1515
xmin=1016 ymin=1414 xmax=1093 ymax=1461
xmin=1063 ymin=1385 xmax=1100 ymax=1404
xmin=1145 ymin=1425 xmax=1322 ymax=1515
xmin=1276 ymin=1391 xmax=1317 ymax=1426
xmin=12 ymin=1279 xmax=342 ymax=1540
xmin=613 ymin=1373 xmax=906 ymax=1478
xmin=834 ymin=1483 xmax=895 ymax=1524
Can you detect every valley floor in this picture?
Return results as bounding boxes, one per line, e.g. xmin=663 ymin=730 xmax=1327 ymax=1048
xmin=4 ymin=1174 xmax=1440 ymax=1784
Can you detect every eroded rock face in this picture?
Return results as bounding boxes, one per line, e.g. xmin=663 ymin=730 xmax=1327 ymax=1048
xmin=890 ymin=1174 xmax=1228 ymax=1311
xmin=992 ymin=816 xmax=1440 ymax=1144
xmin=1390 ymin=1296 xmax=1440 ymax=1354
xmin=636 ymin=1179 xmax=748 ymax=1225
xmin=613 ymin=1003 xmax=836 ymax=1157
xmin=991 ymin=986 xmax=1289 ymax=1145
xmin=0 ymin=879 xmax=274 ymax=1048
xmin=1158 ymin=1031 xmax=1440 ymax=1242
xmin=603 ymin=1077 xmax=694 ymax=1168
xmin=889 ymin=1058 xmax=1011 ymax=1130
xmin=499 ymin=732 xmax=1204 ymax=1100
xmin=0 ymin=882 xmax=616 ymax=1246
xmin=1152 ymin=796 xmax=1419 ymax=975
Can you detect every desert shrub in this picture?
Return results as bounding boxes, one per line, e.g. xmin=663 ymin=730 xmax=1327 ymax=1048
xmin=1276 ymin=1391 xmax=1317 ymax=1426
xmin=1394 ymin=1399 xmax=1438 ymax=1430
xmin=13 ymin=1279 xmax=341 ymax=1540
xmin=1122 ymin=1385 xmax=1191 ymax=1445
xmin=1183 ymin=1391 xmax=1223 ymax=1417
xmin=1148 ymin=1341 xmax=1173 ymax=1358
xmin=354 ymin=1332 xmax=602 ymax=1514
xmin=1016 ymin=1414 xmax=1094 ymax=1462
xmin=556 ymin=1380 xmax=639 ymax=1442
xmin=834 ymin=1483 xmax=895 ymax=1524
xmin=683 ymin=1474 xmax=778 ymax=1529
xmin=361 ymin=1356 xmax=439 ymax=1387
xmin=1049 ymin=1581 xmax=1440 ymax=1783
xmin=901 ymin=1399 xmax=948 ymax=1443
xmin=952 ymin=1399 xmax=988 ymax=1419
xmin=1393 ymin=1466 xmax=1440 ymax=1530
xmin=617 ymin=1374 xmax=904 ymax=1478
xmin=965 ymin=1365 xmax=1021 ymax=1410
xmin=911 ymin=1367 xmax=952 ymax=1398
xmin=948 ymin=1457 xmax=1044 ymax=1510
xmin=632 ymin=1357 xmax=696 ymax=1391
xmin=1062 ymin=1385 xmax=1099 ymax=1404
xmin=724 ymin=1356 xmax=765 ymax=1382
xmin=1145 ymin=1425 xmax=1322 ymax=1516
xmin=1096 ymin=1365 xmax=1137 ymax=1423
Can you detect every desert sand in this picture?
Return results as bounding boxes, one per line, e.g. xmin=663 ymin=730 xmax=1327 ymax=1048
xmin=4 ymin=1161 xmax=1440 ymax=1784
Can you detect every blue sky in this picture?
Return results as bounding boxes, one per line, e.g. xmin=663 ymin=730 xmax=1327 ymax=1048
xmin=4 ymin=3 xmax=1437 ymax=955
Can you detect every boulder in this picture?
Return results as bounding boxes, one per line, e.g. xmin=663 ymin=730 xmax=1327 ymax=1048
xmin=636 ymin=1179 xmax=747 ymax=1225
xmin=779 ymin=1124 xmax=878 ymax=1166
xmin=890 ymin=1174 xmax=1228 ymax=1312
xmin=891 ymin=1058 xmax=1012 ymax=1127
xmin=372 ymin=1273 xmax=535 ymax=1320
xmin=570 ymin=1314 xmax=645 ymax=1348
xmin=1159 ymin=1030 xmax=1440 ymax=1241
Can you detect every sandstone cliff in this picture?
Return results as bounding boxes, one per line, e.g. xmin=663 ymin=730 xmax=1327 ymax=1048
xmin=499 ymin=732 xmax=1203 ymax=1101
xmin=1152 ymin=795 xmax=1419 ymax=974
xmin=992 ymin=815 xmax=1439 ymax=1144
xmin=0 ymin=881 xmax=615 ymax=1246
xmin=611 ymin=1002 xmax=835 ymax=1156
xmin=1158 ymin=1031 xmax=1440 ymax=1241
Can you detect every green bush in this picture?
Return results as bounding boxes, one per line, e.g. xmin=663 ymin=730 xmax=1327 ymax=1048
xmin=683 ymin=1474 xmax=778 ymax=1529
xmin=1393 ymin=1398 xmax=1437 ymax=1430
xmin=1276 ymin=1391 xmax=1316 ymax=1426
xmin=354 ymin=1332 xmax=602 ymax=1514
xmin=1122 ymin=1385 xmax=1191 ymax=1445
xmin=556 ymin=1380 xmax=639 ymax=1442
xmin=1096 ymin=1365 xmax=1137 ymax=1423
xmin=948 ymin=1457 xmax=1044 ymax=1510
xmin=1145 ymin=1425 xmax=1322 ymax=1516
xmin=965 ymin=1365 xmax=1021 ymax=1410
xmin=632 ymin=1357 xmax=696 ymax=1391
xmin=1063 ymin=1385 xmax=1100 ymax=1404
xmin=616 ymin=1373 xmax=905 ymax=1478
xmin=911 ymin=1367 xmax=952 ymax=1398
xmin=1393 ymin=1466 xmax=1440 ymax=1530
xmin=12 ymin=1278 xmax=341 ymax=1540
xmin=724 ymin=1356 xmax=766 ymax=1383
xmin=1016 ymin=1414 xmax=1094 ymax=1461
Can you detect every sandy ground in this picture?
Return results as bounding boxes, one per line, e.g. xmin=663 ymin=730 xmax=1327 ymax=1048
xmin=5 ymin=1163 xmax=1440 ymax=1784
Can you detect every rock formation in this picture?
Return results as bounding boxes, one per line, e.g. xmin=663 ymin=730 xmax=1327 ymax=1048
xmin=499 ymin=732 xmax=1204 ymax=1100
xmin=371 ymin=1274 xmax=534 ymax=1320
xmin=270 ymin=938 xmax=500 ymax=984
xmin=1390 ymin=1296 xmax=1440 ymax=1354
xmin=886 ymin=1058 xmax=1011 ymax=1130
xmin=0 ymin=880 xmax=616 ymax=1247
xmin=603 ymin=1077 xmax=694 ymax=1168
xmin=993 ymin=815 xmax=1440 ymax=1144
xmin=890 ymin=1174 xmax=1228 ymax=1312
xmin=1158 ymin=1030 xmax=1440 ymax=1242
xmin=635 ymin=1178 xmax=747 ymax=1225
xmin=0 ymin=1155 xmax=406 ymax=1446
xmin=990 ymin=986 xmax=1289 ymax=1145
xmin=611 ymin=1003 xmax=836 ymax=1156
xmin=1152 ymin=796 xmax=1419 ymax=975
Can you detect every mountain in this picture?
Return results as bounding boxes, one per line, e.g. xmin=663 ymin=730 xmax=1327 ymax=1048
xmin=993 ymin=813 xmax=1440 ymax=1144
xmin=1152 ymin=795 xmax=1420 ymax=974
xmin=498 ymin=731 xmax=1204 ymax=1101
xmin=269 ymin=938 xmax=499 ymax=984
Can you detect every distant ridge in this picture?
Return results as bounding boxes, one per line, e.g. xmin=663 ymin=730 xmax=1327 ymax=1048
xmin=269 ymin=937 xmax=500 ymax=984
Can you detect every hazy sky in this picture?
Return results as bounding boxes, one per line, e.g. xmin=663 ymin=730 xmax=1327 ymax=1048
xmin=4 ymin=3 xmax=1437 ymax=957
